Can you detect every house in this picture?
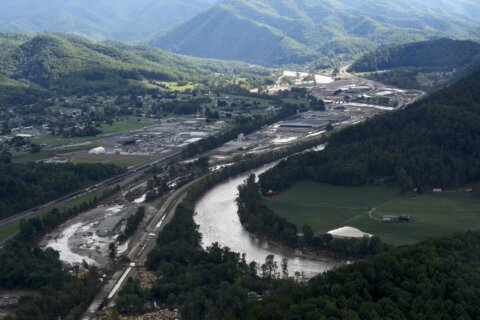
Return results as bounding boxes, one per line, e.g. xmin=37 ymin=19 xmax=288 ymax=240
xmin=383 ymin=215 xmax=415 ymax=223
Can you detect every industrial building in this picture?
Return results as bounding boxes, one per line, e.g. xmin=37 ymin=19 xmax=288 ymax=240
xmin=278 ymin=119 xmax=330 ymax=130
xmin=95 ymin=215 xmax=124 ymax=236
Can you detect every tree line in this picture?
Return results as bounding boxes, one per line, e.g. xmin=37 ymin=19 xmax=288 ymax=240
xmin=237 ymin=174 xmax=389 ymax=258
xmin=349 ymin=38 xmax=480 ymax=73
xmin=245 ymin=230 xmax=480 ymax=319
xmin=0 ymin=162 xmax=126 ymax=220
xmin=117 ymin=207 xmax=146 ymax=243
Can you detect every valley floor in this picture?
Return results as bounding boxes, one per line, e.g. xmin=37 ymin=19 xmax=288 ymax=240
xmin=264 ymin=181 xmax=480 ymax=245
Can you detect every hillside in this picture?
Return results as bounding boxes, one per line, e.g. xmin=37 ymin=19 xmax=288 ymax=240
xmin=0 ymin=0 xmax=219 ymax=42
xmin=0 ymin=33 xmax=269 ymax=105
xmin=152 ymin=0 xmax=480 ymax=67
xmin=349 ymin=38 xmax=480 ymax=72
xmin=260 ymin=66 xmax=480 ymax=191
xmin=348 ymin=38 xmax=480 ymax=90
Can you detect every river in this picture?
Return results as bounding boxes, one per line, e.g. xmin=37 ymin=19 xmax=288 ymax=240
xmin=194 ymin=163 xmax=344 ymax=278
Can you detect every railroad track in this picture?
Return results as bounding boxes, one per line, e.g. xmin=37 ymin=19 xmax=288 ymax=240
xmin=0 ymin=150 xmax=183 ymax=242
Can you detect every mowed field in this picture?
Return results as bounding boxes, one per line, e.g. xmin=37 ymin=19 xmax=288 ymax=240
xmin=264 ymin=181 xmax=480 ymax=245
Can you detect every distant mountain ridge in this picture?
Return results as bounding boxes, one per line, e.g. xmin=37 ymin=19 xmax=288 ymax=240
xmin=0 ymin=0 xmax=220 ymax=42
xmin=349 ymin=38 xmax=480 ymax=72
xmin=152 ymin=0 xmax=480 ymax=67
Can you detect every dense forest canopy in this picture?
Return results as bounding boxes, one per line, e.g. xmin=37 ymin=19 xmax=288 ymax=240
xmin=246 ymin=230 xmax=480 ymax=319
xmin=0 ymin=162 xmax=125 ymax=219
xmin=260 ymin=66 xmax=480 ymax=192
xmin=349 ymin=38 xmax=480 ymax=72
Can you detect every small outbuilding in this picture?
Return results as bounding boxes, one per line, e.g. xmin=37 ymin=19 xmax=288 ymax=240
xmin=383 ymin=215 xmax=415 ymax=223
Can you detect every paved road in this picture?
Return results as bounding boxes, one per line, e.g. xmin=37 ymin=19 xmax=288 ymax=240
xmin=0 ymin=150 xmax=182 ymax=244
xmin=81 ymin=177 xmax=202 ymax=320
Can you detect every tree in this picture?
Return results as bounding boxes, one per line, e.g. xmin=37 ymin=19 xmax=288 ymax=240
xmin=281 ymin=258 xmax=289 ymax=278
xmin=301 ymin=225 xmax=314 ymax=245
xmin=109 ymin=242 xmax=117 ymax=259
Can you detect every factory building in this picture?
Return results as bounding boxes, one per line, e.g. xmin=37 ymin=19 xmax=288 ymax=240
xmin=279 ymin=119 xmax=330 ymax=131
xmin=95 ymin=215 xmax=123 ymax=236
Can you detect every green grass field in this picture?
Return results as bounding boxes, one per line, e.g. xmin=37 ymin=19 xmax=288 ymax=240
xmin=264 ymin=181 xmax=480 ymax=245
xmin=32 ymin=135 xmax=89 ymax=147
xmin=158 ymin=81 xmax=199 ymax=92
xmin=0 ymin=223 xmax=19 ymax=243
xmin=71 ymin=154 xmax=153 ymax=168
xmin=32 ymin=117 xmax=146 ymax=148
xmin=11 ymin=143 xmax=97 ymax=163
xmin=100 ymin=117 xmax=145 ymax=134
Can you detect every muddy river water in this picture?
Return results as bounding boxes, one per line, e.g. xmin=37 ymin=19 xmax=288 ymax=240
xmin=194 ymin=163 xmax=345 ymax=278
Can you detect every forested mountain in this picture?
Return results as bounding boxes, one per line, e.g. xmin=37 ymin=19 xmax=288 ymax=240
xmin=0 ymin=33 xmax=269 ymax=106
xmin=349 ymin=38 xmax=480 ymax=72
xmin=348 ymin=38 xmax=480 ymax=90
xmin=0 ymin=0 xmax=219 ymax=42
xmin=152 ymin=0 xmax=480 ymax=67
xmin=260 ymin=66 xmax=480 ymax=191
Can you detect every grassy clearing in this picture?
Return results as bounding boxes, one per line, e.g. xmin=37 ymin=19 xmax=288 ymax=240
xmin=57 ymin=188 xmax=107 ymax=212
xmin=12 ymin=144 xmax=99 ymax=163
xmin=11 ymin=150 xmax=57 ymax=163
xmin=71 ymin=154 xmax=153 ymax=168
xmin=353 ymin=192 xmax=480 ymax=245
xmin=31 ymin=117 xmax=146 ymax=148
xmin=32 ymin=135 xmax=89 ymax=147
xmin=100 ymin=117 xmax=145 ymax=134
xmin=223 ymin=94 xmax=273 ymax=107
xmin=158 ymin=81 xmax=199 ymax=92
xmin=0 ymin=223 xmax=19 ymax=243
xmin=264 ymin=181 xmax=480 ymax=245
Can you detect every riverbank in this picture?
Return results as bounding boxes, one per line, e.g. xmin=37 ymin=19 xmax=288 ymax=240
xmin=194 ymin=162 xmax=345 ymax=278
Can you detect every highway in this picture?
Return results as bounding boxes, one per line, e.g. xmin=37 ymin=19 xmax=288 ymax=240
xmin=82 ymin=176 xmax=201 ymax=320
xmin=0 ymin=149 xmax=183 ymax=242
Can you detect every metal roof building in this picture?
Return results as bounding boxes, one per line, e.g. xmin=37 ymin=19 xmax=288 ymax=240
xmin=95 ymin=215 xmax=123 ymax=236
xmin=279 ymin=119 xmax=330 ymax=129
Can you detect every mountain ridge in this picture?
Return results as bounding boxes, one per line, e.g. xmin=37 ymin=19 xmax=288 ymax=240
xmin=152 ymin=0 xmax=480 ymax=67
xmin=0 ymin=0 xmax=220 ymax=42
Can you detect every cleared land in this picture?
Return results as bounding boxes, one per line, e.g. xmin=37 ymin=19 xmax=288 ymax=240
xmin=71 ymin=154 xmax=153 ymax=168
xmin=0 ymin=223 xmax=19 ymax=243
xmin=32 ymin=117 xmax=146 ymax=148
xmin=264 ymin=181 xmax=480 ymax=245
xmin=0 ymin=187 xmax=115 ymax=243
